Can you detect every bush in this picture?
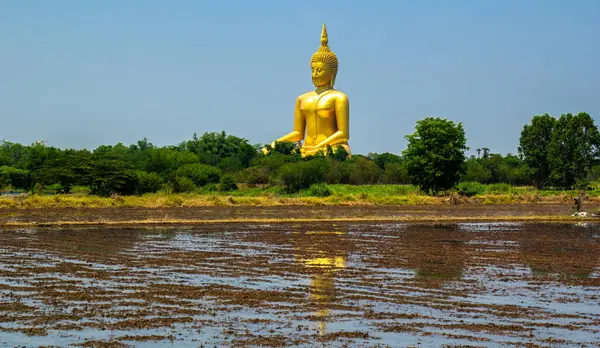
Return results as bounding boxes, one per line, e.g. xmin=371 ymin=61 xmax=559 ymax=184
xmin=254 ymin=153 xmax=298 ymax=171
xmin=271 ymin=141 xmax=300 ymax=156
xmin=456 ymin=181 xmax=486 ymax=197
xmin=279 ymin=158 xmax=331 ymax=193
xmin=306 ymin=183 xmax=332 ymax=197
xmin=203 ymin=183 xmax=218 ymax=192
xmin=237 ymin=166 xmax=270 ymax=186
xmin=485 ymin=183 xmax=512 ymax=194
xmin=32 ymin=182 xmax=44 ymax=195
xmin=136 ymin=171 xmax=165 ymax=194
xmin=46 ymin=183 xmax=67 ymax=194
xmin=574 ymin=179 xmax=593 ymax=191
xmin=176 ymin=163 xmax=221 ymax=187
xmin=381 ymin=162 xmax=409 ymax=184
xmin=219 ymin=174 xmax=238 ymax=191
xmin=348 ymin=157 xmax=382 ymax=185
xmin=171 ymin=176 xmax=196 ymax=193
xmin=325 ymin=157 xmax=382 ymax=185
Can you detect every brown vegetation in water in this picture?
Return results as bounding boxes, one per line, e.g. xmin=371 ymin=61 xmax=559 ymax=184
xmin=0 ymin=222 xmax=599 ymax=346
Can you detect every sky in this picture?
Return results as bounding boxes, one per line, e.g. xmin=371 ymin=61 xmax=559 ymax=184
xmin=1 ymin=0 xmax=598 ymax=156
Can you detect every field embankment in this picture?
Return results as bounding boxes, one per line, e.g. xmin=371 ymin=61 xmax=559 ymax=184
xmin=1 ymin=203 xmax=599 ymax=228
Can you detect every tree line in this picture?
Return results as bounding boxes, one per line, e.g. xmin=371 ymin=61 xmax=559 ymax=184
xmin=0 ymin=112 xmax=598 ymax=196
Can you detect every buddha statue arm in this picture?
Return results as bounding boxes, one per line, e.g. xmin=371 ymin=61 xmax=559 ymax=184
xmin=272 ymin=97 xmax=305 ymax=146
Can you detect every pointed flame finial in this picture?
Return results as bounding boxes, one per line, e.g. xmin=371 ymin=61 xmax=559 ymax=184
xmin=320 ymin=24 xmax=328 ymax=46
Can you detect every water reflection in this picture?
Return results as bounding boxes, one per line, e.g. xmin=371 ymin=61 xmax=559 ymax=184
xmin=294 ymin=231 xmax=348 ymax=336
xmin=1 ymin=223 xmax=600 ymax=346
xmin=364 ymin=224 xmax=470 ymax=287
xmin=409 ymin=224 xmax=469 ymax=282
xmin=517 ymin=224 xmax=600 ymax=280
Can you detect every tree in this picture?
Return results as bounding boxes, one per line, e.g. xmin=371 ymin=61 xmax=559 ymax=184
xmin=175 ymin=163 xmax=222 ymax=187
xmin=0 ymin=166 xmax=31 ymax=190
xmin=403 ymin=117 xmax=468 ymax=194
xmin=35 ymin=150 xmax=93 ymax=193
xmin=481 ymin=148 xmax=490 ymax=159
xmin=548 ymin=112 xmax=600 ymax=189
xmin=183 ymin=131 xmax=257 ymax=167
xmin=461 ymin=157 xmax=491 ymax=183
xmin=518 ymin=113 xmax=556 ymax=189
xmin=89 ymin=158 xmax=137 ymax=197
xmin=136 ymin=171 xmax=165 ymax=194
xmin=367 ymin=152 xmax=402 ymax=170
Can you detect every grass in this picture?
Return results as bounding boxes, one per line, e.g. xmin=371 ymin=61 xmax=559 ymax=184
xmin=0 ymin=184 xmax=599 ymax=209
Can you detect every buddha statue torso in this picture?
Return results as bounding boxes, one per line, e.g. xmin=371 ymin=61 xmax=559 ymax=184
xmin=297 ymin=89 xmax=350 ymax=155
xmin=265 ymin=25 xmax=351 ymax=158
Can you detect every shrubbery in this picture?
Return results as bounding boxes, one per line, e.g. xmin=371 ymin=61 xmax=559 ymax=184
xmin=219 ymin=174 xmax=238 ymax=191
xmin=279 ymin=158 xmax=330 ymax=193
xmin=136 ymin=171 xmax=165 ymax=194
xmin=236 ymin=166 xmax=270 ymax=186
xmin=176 ymin=163 xmax=221 ymax=187
xmin=485 ymin=183 xmax=512 ymax=194
xmin=306 ymin=183 xmax=332 ymax=197
xmin=171 ymin=176 xmax=196 ymax=193
xmin=455 ymin=181 xmax=486 ymax=197
xmin=2 ymin=113 xmax=599 ymax=198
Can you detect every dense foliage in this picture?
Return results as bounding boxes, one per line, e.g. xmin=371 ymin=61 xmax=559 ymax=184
xmin=1 ymin=111 xmax=599 ymax=197
xmin=402 ymin=117 xmax=468 ymax=194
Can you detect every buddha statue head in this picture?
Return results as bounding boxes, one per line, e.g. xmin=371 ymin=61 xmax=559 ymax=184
xmin=311 ymin=24 xmax=339 ymax=88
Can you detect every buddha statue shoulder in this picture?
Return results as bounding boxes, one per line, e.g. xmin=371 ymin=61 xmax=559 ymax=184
xmin=264 ymin=25 xmax=351 ymax=158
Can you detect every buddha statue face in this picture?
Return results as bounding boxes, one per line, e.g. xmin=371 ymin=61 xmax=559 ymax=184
xmin=310 ymin=25 xmax=338 ymax=89
xmin=311 ymin=61 xmax=333 ymax=88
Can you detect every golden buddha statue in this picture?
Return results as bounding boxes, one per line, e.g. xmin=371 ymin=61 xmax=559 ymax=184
xmin=264 ymin=24 xmax=351 ymax=157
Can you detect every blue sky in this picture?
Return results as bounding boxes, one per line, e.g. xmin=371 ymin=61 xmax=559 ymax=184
xmin=1 ymin=0 xmax=598 ymax=156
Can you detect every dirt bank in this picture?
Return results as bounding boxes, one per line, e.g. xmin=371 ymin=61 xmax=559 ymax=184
xmin=1 ymin=203 xmax=599 ymax=227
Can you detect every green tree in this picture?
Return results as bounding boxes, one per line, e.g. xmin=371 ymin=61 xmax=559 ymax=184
xmin=548 ymin=112 xmax=600 ymax=189
xmin=381 ymin=162 xmax=409 ymax=184
xmin=144 ymin=147 xmax=198 ymax=175
xmin=219 ymin=174 xmax=238 ymax=191
xmin=0 ymin=166 xmax=32 ymax=190
xmin=403 ymin=117 xmax=468 ymax=194
xmin=136 ymin=171 xmax=165 ymax=194
xmin=348 ymin=157 xmax=382 ymax=185
xmin=462 ymin=156 xmax=491 ymax=183
xmin=499 ymin=153 xmax=528 ymax=185
xmin=368 ymin=152 xmax=402 ymax=170
xmin=184 ymin=131 xmax=257 ymax=167
xmin=175 ymin=163 xmax=222 ymax=187
xmin=34 ymin=150 xmax=93 ymax=193
xmin=89 ymin=158 xmax=137 ymax=197
xmin=518 ymin=113 xmax=556 ymax=189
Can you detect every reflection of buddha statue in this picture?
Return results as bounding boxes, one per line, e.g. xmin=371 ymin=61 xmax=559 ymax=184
xmin=264 ymin=24 xmax=351 ymax=158
xmin=295 ymin=231 xmax=348 ymax=336
xmin=310 ymin=272 xmax=337 ymax=336
xmin=305 ymin=253 xmax=346 ymax=336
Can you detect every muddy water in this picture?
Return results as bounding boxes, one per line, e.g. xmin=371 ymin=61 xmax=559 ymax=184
xmin=1 ymin=222 xmax=599 ymax=347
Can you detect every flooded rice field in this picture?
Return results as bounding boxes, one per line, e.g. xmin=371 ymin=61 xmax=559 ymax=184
xmin=1 ymin=221 xmax=599 ymax=347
